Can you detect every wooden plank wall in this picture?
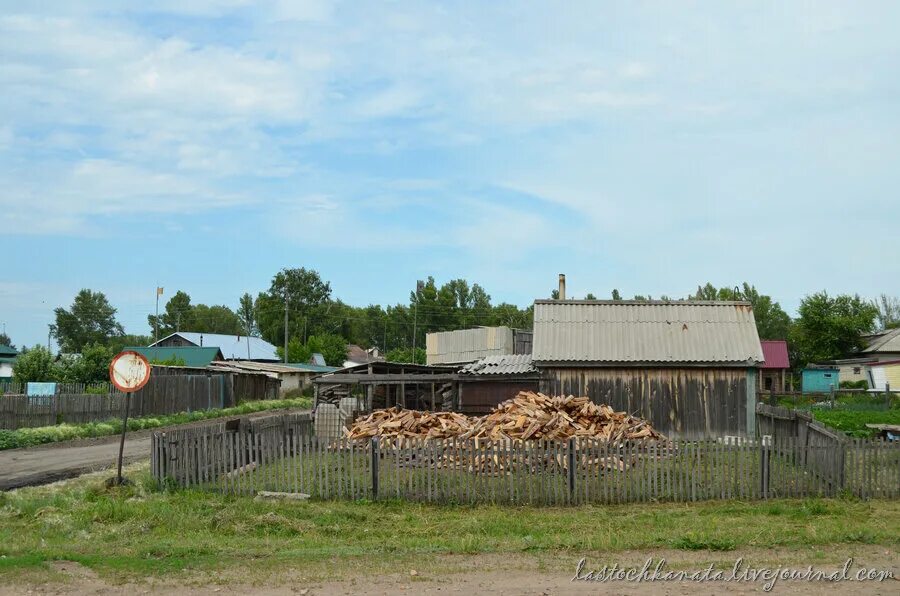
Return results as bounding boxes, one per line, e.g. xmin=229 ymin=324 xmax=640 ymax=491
xmin=541 ymin=367 xmax=749 ymax=437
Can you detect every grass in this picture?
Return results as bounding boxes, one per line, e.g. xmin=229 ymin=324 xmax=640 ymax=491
xmin=0 ymin=397 xmax=311 ymax=451
xmin=0 ymin=466 xmax=897 ymax=583
xmin=811 ymin=409 xmax=900 ymax=438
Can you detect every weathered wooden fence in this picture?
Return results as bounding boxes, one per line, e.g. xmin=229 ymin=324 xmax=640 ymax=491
xmin=0 ymin=382 xmax=115 ymax=396
xmin=0 ymin=374 xmax=231 ymax=429
xmin=151 ymin=426 xmax=900 ymax=504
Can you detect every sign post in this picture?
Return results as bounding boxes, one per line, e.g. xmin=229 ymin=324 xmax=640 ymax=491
xmin=108 ymin=351 xmax=151 ymax=486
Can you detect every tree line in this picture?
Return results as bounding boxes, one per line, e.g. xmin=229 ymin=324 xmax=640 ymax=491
xmin=7 ymin=269 xmax=899 ymax=382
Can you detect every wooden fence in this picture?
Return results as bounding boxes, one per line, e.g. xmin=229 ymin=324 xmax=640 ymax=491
xmin=1 ymin=374 xmax=230 ymax=429
xmin=0 ymin=382 xmax=116 ymax=396
xmin=151 ymin=425 xmax=900 ymax=504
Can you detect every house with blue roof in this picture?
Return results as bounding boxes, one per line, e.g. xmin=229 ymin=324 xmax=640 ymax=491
xmin=150 ymin=332 xmax=280 ymax=362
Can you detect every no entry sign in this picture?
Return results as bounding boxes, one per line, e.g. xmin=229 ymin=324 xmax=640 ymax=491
xmin=109 ymin=351 xmax=151 ymax=393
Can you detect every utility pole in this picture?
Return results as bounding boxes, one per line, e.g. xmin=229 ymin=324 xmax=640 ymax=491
xmin=284 ymin=291 xmax=289 ymax=364
xmin=176 ymin=311 xmax=181 ymax=333
xmin=154 ymin=286 xmax=163 ymax=345
xmin=47 ymin=325 xmax=51 ymax=353
xmin=413 ymin=280 xmax=424 ymax=362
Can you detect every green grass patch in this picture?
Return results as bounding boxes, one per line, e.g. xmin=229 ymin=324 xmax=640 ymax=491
xmin=0 ymin=397 xmax=311 ymax=451
xmin=811 ymin=409 xmax=900 ymax=438
xmin=0 ymin=468 xmax=897 ymax=581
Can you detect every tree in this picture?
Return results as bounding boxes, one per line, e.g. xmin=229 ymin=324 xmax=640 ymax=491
xmin=611 ymin=289 xmax=622 ymax=301
xmin=147 ymin=290 xmax=193 ymax=337
xmin=55 ymin=343 xmax=115 ymax=384
xmin=385 ymin=347 xmax=426 ymax=365
xmin=277 ymin=333 xmax=347 ymax=366
xmin=585 ymin=293 xmax=598 ymax=300
xmin=12 ymin=345 xmax=55 ymax=383
xmin=257 ymin=268 xmax=332 ymax=346
xmin=690 ymin=282 xmax=791 ymax=340
xmin=53 ymin=290 xmax=124 ymax=353
xmin=790 ymin=291 xmax=878 ymax=366
xmin=0 ymin=332 xmax=13 ymax=349
xmin=874 ymin=294 xmax=900 ymax=330
xmin=191 ymin=304 xmax=243 ymax=335
xmin=238 ymin=292 xmax=257 ymax=336
xmin=107 ymin=334 xmax=153 ymax=354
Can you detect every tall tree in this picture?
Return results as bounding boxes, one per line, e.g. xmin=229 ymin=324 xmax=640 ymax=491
xmin=147 ymin=290 xmax=193 ymax=337
xmin=0 ymin=332 xmax=13 ymax=349
xmin=790 ymin=291 xmax=878 ymax=366
xmin=191 ymin=304 xmax=243 ymax=335
xmin=611 ymin=289 xmax=622 ymax=301
xmin=238 ymin=292 xmax=257 ymax=336
xmin=256 ymin=268 xmax=331 ymax=346
xmin=53 ymin=289 xmax=124 ymax=353
xmin=874 ymin=294 xmax=900 ymax=330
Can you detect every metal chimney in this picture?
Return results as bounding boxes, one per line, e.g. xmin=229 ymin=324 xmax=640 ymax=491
xmin=558 ymin=274 xmax=566 ymax=300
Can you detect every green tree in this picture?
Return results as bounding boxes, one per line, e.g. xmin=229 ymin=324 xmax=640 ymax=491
xmin=277 ymin=333 xmax=347 ymax=366
xmin=12 ymin=345 xmax=55 ymax=383
xmin=0 ymin=332 xmax=13 ymax=350
xmin=611 ymin=289 xmax=622 ymax=301
xmin=191 ymin=304 xmax=243 ymax=335
xmin=238 ymin=292 xmax=257 ymax=336
xmin=148 ymin=290 xmax=193 ymax=337
xmin=790 ymin=292 xmax=878 ymax=366
xmin=874 ymin=294 xmax=900 ymax=330
xmin=53 ymin=290 xmax=124 ymax=353
xmin=55 ymin=343 xmax=115 ymax=384
xmin=107 ymin=334 xmax=153 ymax=353
xmin=385 ymin=347 xmax=426 ymax=365
xmin=585 ymin=293 xmax=598 ymax=300
xmin=257 ymin=268 xmax=332 ymax=346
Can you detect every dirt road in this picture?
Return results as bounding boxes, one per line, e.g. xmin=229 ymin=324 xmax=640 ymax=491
xmin=0 ymin=407 xmax=308 ymax=490
xmin=2 ymin=548 xmax=896 ymax=595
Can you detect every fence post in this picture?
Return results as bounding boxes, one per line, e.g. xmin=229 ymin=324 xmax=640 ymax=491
xmin=759 ymin=440 xmax=770 ymax=499
xmin=830 ymin=383 xmax=835 ymax=410
xmin=886 ymin=382 xmax=891 ymax=411
xmin=371 ymin=437 xmax=379 ymax=500
xmin=567 ymin=438 xmax=575 ymax=503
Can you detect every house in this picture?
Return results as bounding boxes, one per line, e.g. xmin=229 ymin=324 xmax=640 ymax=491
xmin=801 ymin=366 xmax=840 ymax=393
xmin=866 ymin=360 xmax=900 ymax=392
xmin=344 ymin=344 xmax=384 ymax=368
xmin=426 ymin=326 xmax=532 ymax=365
xmin=207 ymin=360 xmax=339 ymax=396
xmin=0 ymin=345 xmax=17 ymax=380
xmin=823 ymin=357 xmax=875 ymax=388
xmin=532 ymin=298 xmax=764 ymax=437
xmin=759 ymin=340 xmax=790 ymax=392
xmin=457 ymin=354 xmax=540 ymax=414
xmin=150 ymin=332 xmax=279 ymax=362
xmin=860 ymin=328 xmax=900 ymax=362
xmin=126 ymin=346 xmax=224 ymax=368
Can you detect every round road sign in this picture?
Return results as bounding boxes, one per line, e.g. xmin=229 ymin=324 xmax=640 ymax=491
xmin=109 ymin=351 xmax=151 ymax=393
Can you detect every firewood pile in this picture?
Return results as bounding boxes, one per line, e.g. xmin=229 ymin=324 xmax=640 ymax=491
xmin=345 ymin=391 xmax=663 ymax=443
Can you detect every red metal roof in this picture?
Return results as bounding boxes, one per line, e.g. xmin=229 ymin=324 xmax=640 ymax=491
xmin=759 ymin=340 xmax=790 ymax=369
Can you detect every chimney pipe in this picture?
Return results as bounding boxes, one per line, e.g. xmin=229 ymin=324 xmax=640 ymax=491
xmin=558 ymin=274 xmax=566 ymax=300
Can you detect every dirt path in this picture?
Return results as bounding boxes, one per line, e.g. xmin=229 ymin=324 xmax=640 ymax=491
xmin=0 ymin=407 xmax=308 ymax=490
xmin=3 ymin=547 xmax=896 ymax=595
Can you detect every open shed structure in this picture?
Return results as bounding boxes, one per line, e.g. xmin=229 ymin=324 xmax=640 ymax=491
xmin=532 ymin=300 xmax=764 ymax=437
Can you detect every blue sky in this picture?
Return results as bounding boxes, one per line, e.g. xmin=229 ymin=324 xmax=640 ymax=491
xmin=2 ymin=1 xmax=899 ymax=349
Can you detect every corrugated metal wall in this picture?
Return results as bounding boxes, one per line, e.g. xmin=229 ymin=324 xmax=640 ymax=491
xmin=426 ymin=326 xmax=515 ymax=364
xmin=540 ymin=367 xmax=750 ymax=437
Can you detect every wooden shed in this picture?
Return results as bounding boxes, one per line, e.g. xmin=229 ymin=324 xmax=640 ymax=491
xmin=457 ymin=354 xmax=540 ymax=414
xmin=532 ymin=300 xmax=764 ymax=438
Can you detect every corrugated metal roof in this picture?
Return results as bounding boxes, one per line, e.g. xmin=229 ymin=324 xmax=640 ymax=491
xmin=0 ymin=345 xmax=17 ymax=356
xmin=152 ymin=332 xmax=279 ymax=361
xmin=426 ymin=326 xmax=514 ymax=364
xmin=532 ymin=300 xmax=764 ymax=365
xmin=460 ymin=354 xmax=537 ymax=376
xmin=759 ymin=340 xmax=790 ymax=369
xmin=863 ymin=328 xmax=900 ymax=354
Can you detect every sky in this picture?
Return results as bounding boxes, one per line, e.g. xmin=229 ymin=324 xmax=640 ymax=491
xmin=2 ymin=1 xmax=899 ymax=349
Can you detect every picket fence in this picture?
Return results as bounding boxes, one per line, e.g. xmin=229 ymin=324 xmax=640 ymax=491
xmin=151 ymin=424 xmax=900 ymax=504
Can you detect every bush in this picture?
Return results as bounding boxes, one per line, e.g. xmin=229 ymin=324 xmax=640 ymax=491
xmin=839 ymin=380 xmax=869 ymax=390
xmin=812 ymin=409 xmax=900 ymax=438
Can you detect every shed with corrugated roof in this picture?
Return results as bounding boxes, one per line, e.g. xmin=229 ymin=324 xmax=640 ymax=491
xmin=532 ymin=299 xmax=764 ymax=437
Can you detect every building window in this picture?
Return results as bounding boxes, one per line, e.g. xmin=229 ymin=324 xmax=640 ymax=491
xmin=853 ymin=367 xmax=861 ymax=374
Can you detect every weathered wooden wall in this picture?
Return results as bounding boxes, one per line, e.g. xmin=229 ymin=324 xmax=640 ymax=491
xmin=458 ymin=380 xmax=540 ymax=414
xmin=540 ymin=367 xmax=750 ymax=437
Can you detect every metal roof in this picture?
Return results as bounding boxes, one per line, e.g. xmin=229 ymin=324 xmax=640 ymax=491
xmin=0 ymin=345 xmax=17 ymax=357
xmin=759 ymin=340 xmax=790 ymax=369
xmin=460 ymin=354 xmax=538 ymax=376
xmin=532 ymin=300 xmax=764 ymax=365
xmin=285 ymin=363 xmax=340 ymax=373
xmin=151 ymin=332 xmax=279 ymax=361
xmin=863 ymin=328 xmax=900 ymax=354
xmin=426 ymin=326 xmax=514 ymax=364
xmin=126 ymin=346 xmax=223 ymax=368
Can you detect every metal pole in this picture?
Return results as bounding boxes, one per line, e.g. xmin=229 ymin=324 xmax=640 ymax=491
xmin=154 ymin=286 xmax=160 ymax=345
xmin=887 ymin=382 xmax=892 ymax=411
xmin=284 ymin=291 xmax=289 ymax=364
xmin=830 ymin=383 xmax=835 ymax=409
xmin=116 ymin=393 xmax=131 ymax=484
xmin=412 ymin=300 xmax=417 ymax=362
